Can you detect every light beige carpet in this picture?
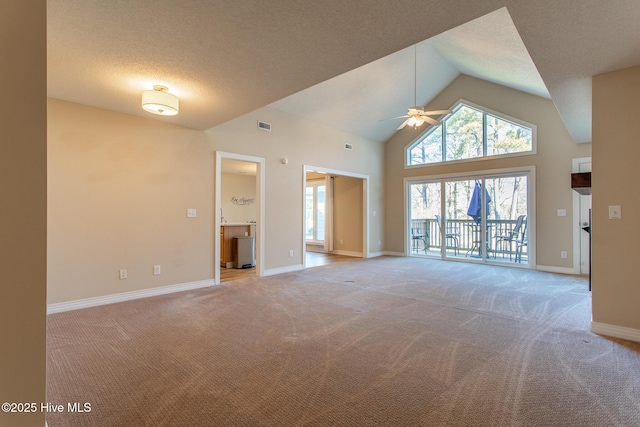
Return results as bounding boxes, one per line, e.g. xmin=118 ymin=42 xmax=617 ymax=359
xmin=47 ymin=257 xmax=640 ymax=426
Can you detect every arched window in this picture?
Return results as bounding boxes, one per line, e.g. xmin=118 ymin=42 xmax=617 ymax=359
xmin=407 ymin=100 xmax=535 ymax=166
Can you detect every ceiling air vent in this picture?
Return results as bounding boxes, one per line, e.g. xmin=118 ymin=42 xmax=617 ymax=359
xmin=344 ymin=143 xmax=353 ymax=151
xmin=257 ymin=121 xmax=271 ymax=131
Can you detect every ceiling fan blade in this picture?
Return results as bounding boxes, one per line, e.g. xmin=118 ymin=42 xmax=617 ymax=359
xmin=420 ymin=116 xmax=440 ymax=126
xmin=397 ymin=118 xmax=411 ymax=130
xmin=422 ymin=109 xmax=452 ymax=116
xmin=379 ymin=115 xmax=410 ymax=122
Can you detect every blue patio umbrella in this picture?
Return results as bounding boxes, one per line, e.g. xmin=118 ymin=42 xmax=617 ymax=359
xmin=467 ymin=181 xmax=491 ymax=224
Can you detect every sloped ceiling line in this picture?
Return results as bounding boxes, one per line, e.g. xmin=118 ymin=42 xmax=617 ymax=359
xmin=47 ymin=1 xmax=640 ymax=144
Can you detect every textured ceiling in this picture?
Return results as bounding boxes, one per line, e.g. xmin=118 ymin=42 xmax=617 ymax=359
xmin=47 ymin=1 xmax=640 ymax=144
xmin=270 ymin=8 xmax=550 ymax=142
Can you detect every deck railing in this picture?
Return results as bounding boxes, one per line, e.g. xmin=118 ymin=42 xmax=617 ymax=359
xmin=410 ymin=218 xmax=527 ymax=259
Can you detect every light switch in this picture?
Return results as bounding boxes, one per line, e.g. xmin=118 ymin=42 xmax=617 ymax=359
xmin=187 ymin=208 xmax=197 ymax=218
xmin=609 ymin=205 xmax=621 ymax=220
xmin=557 ymin=209 xmax=567 ymax=217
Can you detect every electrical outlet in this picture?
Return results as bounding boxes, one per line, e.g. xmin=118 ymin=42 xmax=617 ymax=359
xmin=561 ymin=251 xmax=568 ymax=259
xmin=187 ymin=208 xmax=197 ymax=218
xmin=288 ymin=250 xmax=293 ymax=258
xmin=119 ymin=269 xmax=127 ymax=280
xmin=339 ymin=239 xmax=344 ymax=245
xmin=153 ymin=265 xmax=161 ymax=275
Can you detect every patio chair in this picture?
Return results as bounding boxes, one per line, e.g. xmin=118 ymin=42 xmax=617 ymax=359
xmin=435 ymin=215 xmax=460 ymax=255
xmin=495 ymin=214 xmax=526 ymax=260
xmin=515 ymin=221 xmax=528 ymax=263
xmin=411 ymin=227 xmax=428 ymax=254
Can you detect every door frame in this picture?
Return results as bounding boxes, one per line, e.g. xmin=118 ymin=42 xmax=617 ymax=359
xmin=404 ymin=165 xmax=536 ymax=268
xmin=215 ymin=151 xmax=265 ymax=284
xmin=302 ymin=165 xmax=370 ymax=266
xmin=572 ymin=156 xmax=592 ymax=275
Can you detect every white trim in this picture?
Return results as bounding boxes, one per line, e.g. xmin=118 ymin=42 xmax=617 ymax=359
xmin=215 ymin=151 xmax=266 ymax=285
xmin=305 ymin=179 xmax=328 ymax=244
xmin=572 ymin=157 xmax=592 ymax=275
xmin=302 ymin=165 xmax=370 ymax=268
xmin=367 ymin=251 xmax=386 ymax=258
xmin=591 ymin=322 xmax=640 ymax=343
xmin=404 ymin=98 xmax=537 ymax=169
xmin=304 ymin=165 xmax=369 ymax=180
xmin=264 ymin=264 xmax=305 ymax=276
xmin=332 ymin=250 xmax=363 ymax=257
xmin=536 ymin=265 xmax=576 ymax=275
xmin=404 ymin=166 xmax=536 ymax=268
xmin=47 ymin=279 xmax=216 ymax=314
xmin=404 ymin=165 xmax=534 ymax=183
xmin=325 ymin=176 xmax=334 ymax=252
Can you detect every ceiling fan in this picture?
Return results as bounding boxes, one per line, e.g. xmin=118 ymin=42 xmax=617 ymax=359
xmin=382 ymin=45 xmax=451 ymax=130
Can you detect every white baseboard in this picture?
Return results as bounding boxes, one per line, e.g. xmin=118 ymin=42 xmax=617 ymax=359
xmin=47 ymin=279 xmax=216 ymax=314
xmin=264 ymin=264 xmax=305 ymax=276
xmin=332 ymin=250 xmax=363 ymax=257
xmin=591 ymin=321 xmax=640 ymax=343
xmin=536 ymin=265 xmax=575 ymax=275
xmin=366 ymin=251 xmax=385 ymax=258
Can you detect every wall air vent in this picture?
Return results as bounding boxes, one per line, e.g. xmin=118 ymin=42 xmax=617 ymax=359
xmin=257 ymin=121 xmax=271 ymax=131
xmin=344 ymin=143 xmax=353 ymax=151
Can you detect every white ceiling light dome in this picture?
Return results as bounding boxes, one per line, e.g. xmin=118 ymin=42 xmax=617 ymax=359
xmin=141 ymin=85 xmax=179 ymax=116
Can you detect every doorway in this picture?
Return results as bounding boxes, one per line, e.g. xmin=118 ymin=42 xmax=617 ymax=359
xmin=215 ymin=152 xmax=265 ymax=285
xmin=303 ymin=166 xmax=369 ymax=266
xmin=572 ymin=157 xmax=591 ymax=275
xmin=407 ymin=167 xmax=534 ymax=267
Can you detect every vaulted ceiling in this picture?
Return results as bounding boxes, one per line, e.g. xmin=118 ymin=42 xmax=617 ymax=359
xmin=48 ymin=1 xmax=640 ymax=144
xmin=270 ymin=8 xmax=549 ymax=142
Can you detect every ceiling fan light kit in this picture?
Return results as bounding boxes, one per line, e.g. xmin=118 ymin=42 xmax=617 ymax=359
xmin=142 ymin=85 xmax=179 ymax=116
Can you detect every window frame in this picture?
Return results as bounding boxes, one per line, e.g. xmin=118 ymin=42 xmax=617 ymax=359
xmin=404 ymin=165 xmax=536 ymax=268
xmin=405 ymin=99 xmax=537 ymax=169
xmin=305 ymin=179 xmax=326 ymax=244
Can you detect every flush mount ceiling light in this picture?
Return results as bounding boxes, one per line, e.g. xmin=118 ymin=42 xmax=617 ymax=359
xmin=141 ymin=85 xmax=179 ymax=116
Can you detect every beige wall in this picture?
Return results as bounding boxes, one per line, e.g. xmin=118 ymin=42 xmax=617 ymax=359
xmin=48 ymin=99 xmax=214 ymax=303
xmin=592 ymin=65 xmax=640 ymax=330
xmin=47 ymin=102 xmax=384 ymax=303
xmin=333 ymin=176 xmax=364 ymax=254
xmin=0 ymin=1 xmax=47 ymax=426
xmin=221 ymin=173 xmax=257 ymax=223
xmin=208 ymin=107 xmax=384 ymax=269
xmin=384 ymin=75 xmax=591 ymax=268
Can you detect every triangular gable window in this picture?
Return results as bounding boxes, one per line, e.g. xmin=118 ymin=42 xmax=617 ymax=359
xmin=407 ymin=100 xmax=535 ymax=166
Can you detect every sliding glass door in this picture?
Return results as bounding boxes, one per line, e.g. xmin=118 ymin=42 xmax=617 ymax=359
xmin=485 ymin=175 xmax=528 ymax=264
xmin=408 ymin=170 xmax=531 ymax=266
xmin=444 ymin=178 xmax=483 ymax=260
xmin=409 ymin=182 xmax=441 ymax=256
